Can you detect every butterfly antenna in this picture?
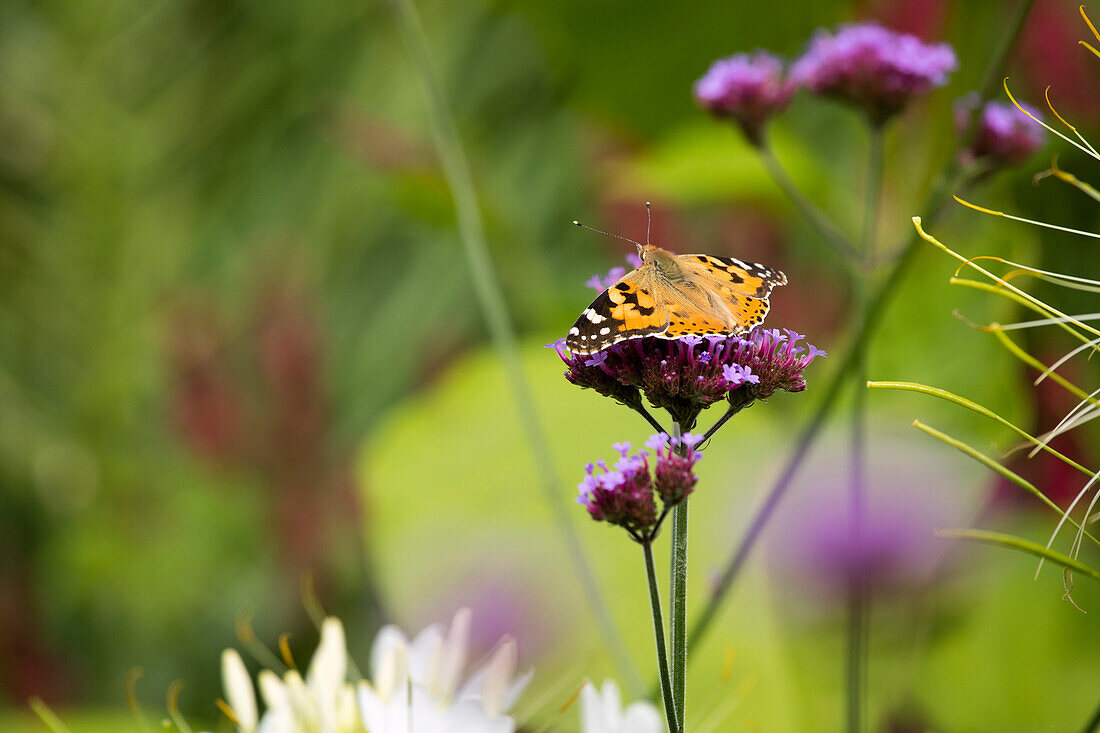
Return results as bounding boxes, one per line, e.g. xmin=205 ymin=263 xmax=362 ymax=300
xmin=646 ymin=201 xmax=652 ymax=245
xmin=572 ymin=220 xmax=643 ymax=248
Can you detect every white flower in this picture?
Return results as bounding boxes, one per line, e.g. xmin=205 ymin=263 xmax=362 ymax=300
xmin=222 ymin=617 xmax=362 ymax=733
xmin=219 ymin=609 xmax=531 ymax=733
xmin=357 ymin=608 xmax=532 ymax=733
xmin=579 ymin=680 xmax=663 ymax=733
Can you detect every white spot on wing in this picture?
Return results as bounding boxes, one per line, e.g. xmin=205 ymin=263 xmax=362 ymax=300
xmin=599 ymin=327 xmax=610 ymax=335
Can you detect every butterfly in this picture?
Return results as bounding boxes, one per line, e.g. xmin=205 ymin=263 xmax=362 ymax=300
xmin=566 ymin=223 xmax=786 ymax=355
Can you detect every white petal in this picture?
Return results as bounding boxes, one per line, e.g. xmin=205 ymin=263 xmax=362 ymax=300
xmin=444 ymin=699 xmax=515 ymax=733
xmin=620 ymin=702 xmax=664 ymax=733
xmin=437 ymin=608 xmax=471 ymax=702
xmin=479 ymin=637 xmax=517 ymax=716
xmin=356 ymin=682 xmax=385 ymax=731
xmin=579 ymin=682 xmax=606 ymax=733
xmin=600 ymin=680 xmax=623 ymax=725
xmin=499 ymin=667 xmax=533 ymax=714
xmin=283 ymin=671 xmax=319 ymax=723
xmin=407 ymin=624 xmax=444 ymax=696
xmin=256 ymin=708 xmax=294 ymax=733
xmin=221 ymin=649 xmax=258 ymax=730
xmin=375 ymin=640 xmax=409 ymax=703
xmin=257 ymin=670 xmax=287 ymax=711
xmin=306 ymin=618 xmax=348 ymax=731
xmin=409 ymin=683 xmax=446 ymax=731
xmin=371 ymin=626 xmax=409 ymax=689
xmin=307 ymin=617 xmax=348 ymax=692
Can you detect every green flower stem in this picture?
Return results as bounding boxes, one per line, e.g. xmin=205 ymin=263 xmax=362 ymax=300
xmin=643 ymin=539 xmax=679 ymax=733
xmin=756 ymin=142 xmax=861 ymax=269
xmin=683 ymin=0 xmax=1039 ymax=660
xmin=1081 ymin=698 xmax=1100 ymax=733
xmin=669 ymin=422 xmax=689 ymax=730
xmin=846 ymin=120 xmax=883 ymax=733
xmin=388 ymin=0 xmax=642 ymax=694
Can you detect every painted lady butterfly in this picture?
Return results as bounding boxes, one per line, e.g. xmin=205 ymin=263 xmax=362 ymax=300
xmin=566 ymin=214 xmax=787 ymax=355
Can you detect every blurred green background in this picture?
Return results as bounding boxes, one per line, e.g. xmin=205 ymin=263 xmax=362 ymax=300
xmin=2 ymin=0 xmax=1099 ymax=730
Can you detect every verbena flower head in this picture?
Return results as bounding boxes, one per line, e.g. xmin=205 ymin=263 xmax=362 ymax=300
xmin=791 ymin=22 xmax=957 ymax=122
xmin=577 ymin=434 xmax=703 ymax=540
xmin=548 ymin=327 xmax=825 ymax=425
xmin=647 ymin=432 xmax=702 ymax=505
xmin=219 ymin=611 xmax=530 ymax=733
xmin=767 ymin=442 xmax=967 ymax=604
xmin=693 ymin=51 xmax=795 ymax=144
xmin=955 ymin=94 xmax=1046 ymax=166
xmin=579 ymin=679 xmax=663 ymax=733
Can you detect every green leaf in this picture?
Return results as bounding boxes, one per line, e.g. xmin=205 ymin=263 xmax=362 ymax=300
xmin=934 ymin=528 xmax=1100 ymax=581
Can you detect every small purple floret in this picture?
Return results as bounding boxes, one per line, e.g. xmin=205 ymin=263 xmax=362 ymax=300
xmin=956 ymin=94 xmax=1045 ymax=166
xmin=694 ymin=51 xmax=795 ymax=144
xmin=791 ymin=22 xmax=957 ymax=122
xmin=548 ymin=326 xmax=826 ymax=421
xmin=577 ymin=433 xmax=705 ymax=537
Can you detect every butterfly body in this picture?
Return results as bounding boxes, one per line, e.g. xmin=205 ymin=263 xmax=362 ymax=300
xmin=566 ymin=244 xmax=786 ymax=355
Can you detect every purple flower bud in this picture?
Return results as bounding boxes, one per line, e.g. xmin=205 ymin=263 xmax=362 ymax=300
xmin=651 ymin=432 xmax=703 ymax=506
xmin=955 ymin=94 xmax=1045 ymax=167
xmin=576 ymin=444 xmax=658 ymax=535
xmin=694 ymin=51 xmax=795 ymax=144
xmin=791 ymin=23 xmax=957 ymax=122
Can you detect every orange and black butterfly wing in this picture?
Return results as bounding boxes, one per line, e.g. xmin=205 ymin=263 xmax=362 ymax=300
xmin=565 ymin=270 xmax=668 ymax=354
xmin=675 ymin=254 xmax=787 ymax=334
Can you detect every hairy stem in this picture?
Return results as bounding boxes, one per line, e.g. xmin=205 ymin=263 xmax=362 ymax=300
xmin=644 ymin=540 xmax=679 ymax=733
xmin=669 ymin=422 xmax=689 ymax=730
xmin=388 ymin=0 xmax=641 ymax=694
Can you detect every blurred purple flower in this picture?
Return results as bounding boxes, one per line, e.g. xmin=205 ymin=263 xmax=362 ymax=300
xmin=547 ymin=327 xmax=825 ymax=424
xmin=791 ymin=22 xmax=957 ymax=122
xmin=766 ymin=441 xmax=970 ymax=605
xmin=693 ymin=51 xmax=795 ymax=144
xmin=955 ymin=94 xmax=1046 ymax=166
xmin=587 ymin=266 xmax=627 ymax=293
xmin=578 ymin=434 xmax=705 ymax=539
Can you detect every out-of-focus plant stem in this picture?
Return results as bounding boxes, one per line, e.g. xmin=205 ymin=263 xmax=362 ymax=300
xmin=643 ymin=540 xmax=678 ymax=733
xmin=1081 ymin=698 xmax=1100 ymax=733
xmin=387 ymin=0 xmax=642 ymax=694
xmin=669 ymin=421 xmax=688 ymax=730
xmin=684 ymin=0 xmax=1037 ymax=662
xmin=847 ymin=120 xmax=882 ymax=733
xmin=756 ymin=142 xmax=860 ymax=270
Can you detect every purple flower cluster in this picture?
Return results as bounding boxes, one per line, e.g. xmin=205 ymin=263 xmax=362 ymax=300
xmin=548 ymin=327 xmax=825 ymax=423
xmin=577 ymin=434 xmax=703 ymax=539
xmin=789 ymin=23 xmax=957 ymax=122
xmin=693 ymin=51 xmax=795 ymax=145
xmin=955 ymin=95 xmax=1045 ymax=167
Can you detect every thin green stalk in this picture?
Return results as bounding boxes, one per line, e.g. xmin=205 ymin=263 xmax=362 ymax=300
xmin=387 ymin=0 xmax=641 ymax=694
xmin=684 ymin=0 xmax=1038 ymax=659
xmin=1081 ymin=698 xmax=1100 ymax=733
xmin=644 ymin=540 xmax=679 ymax=733
xmin=846 ymin=121 xmax=883 ymax=733
xmin=669 ymin=422 xmax=689 ymax=730
xmin=934 ymin=528 xmax=1100 ymax=580
xmin=757 ymin=142 xmax=861 ymax=269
